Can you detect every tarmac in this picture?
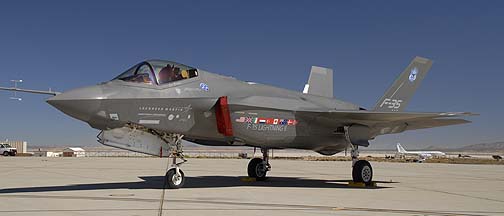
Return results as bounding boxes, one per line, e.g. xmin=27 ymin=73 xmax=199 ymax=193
xmin=0 ymin=157 xmax=503 ymax=216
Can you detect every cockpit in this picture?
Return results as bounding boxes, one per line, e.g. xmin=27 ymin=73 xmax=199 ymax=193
xmin=113 ymin=60 xmax=199 ymax=85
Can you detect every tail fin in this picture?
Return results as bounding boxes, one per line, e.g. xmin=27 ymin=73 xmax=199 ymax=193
xmin=303 ymin=66 xmax=333 ymax=98
xmin=374 ymin=57 xmax=433 ymax=112
xmin=397 ymin=143 xmax=406 ymax=153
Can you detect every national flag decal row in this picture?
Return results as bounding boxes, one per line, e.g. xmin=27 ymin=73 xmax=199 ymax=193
xmin=235 ymin=116 xmax=298 ymax=125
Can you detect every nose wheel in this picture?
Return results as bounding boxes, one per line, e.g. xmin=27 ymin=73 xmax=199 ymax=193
xmin=166 ymin=168 xmax=185 ymax=189
xmin=247 ymin=148 xmax=271 ymax=181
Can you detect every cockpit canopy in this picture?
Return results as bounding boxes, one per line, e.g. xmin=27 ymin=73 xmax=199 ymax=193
xmin=114 ymin=60 xmax=199 ymax=85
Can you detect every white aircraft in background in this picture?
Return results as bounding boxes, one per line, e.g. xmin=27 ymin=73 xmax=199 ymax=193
xmin=396 ymin=143 xmax=446 ymax=161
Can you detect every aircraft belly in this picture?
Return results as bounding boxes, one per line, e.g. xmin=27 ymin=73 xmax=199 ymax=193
xmin=292 ymin=135 xmax=348 ymax=155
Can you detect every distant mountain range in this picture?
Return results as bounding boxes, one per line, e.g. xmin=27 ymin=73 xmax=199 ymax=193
xmin=418 ymin=142 xmax=504 ymax=152
xmin=452 ymin=142 xmax=504 ymax=152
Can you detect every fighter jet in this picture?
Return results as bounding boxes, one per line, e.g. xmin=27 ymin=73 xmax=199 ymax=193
xmin=0 ymin=57 xmax=475 ymax=188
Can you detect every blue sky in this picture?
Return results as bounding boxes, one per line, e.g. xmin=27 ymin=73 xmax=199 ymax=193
xmin=0 ymin=0 xmax=503 ymax=149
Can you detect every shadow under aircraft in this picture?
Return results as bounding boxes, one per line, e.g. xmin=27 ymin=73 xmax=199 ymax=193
xmin=0 ymin=176 xmax=398 ymax=194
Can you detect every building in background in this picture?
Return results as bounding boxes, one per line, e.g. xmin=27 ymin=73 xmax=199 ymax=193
xmin=33 ymin=151 xmax=62 ymax=157
xmin=63 ymin=147 xmax=86 ymax=157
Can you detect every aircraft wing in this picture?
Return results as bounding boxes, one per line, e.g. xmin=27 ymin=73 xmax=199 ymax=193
xmin=304 ymin=110 xmax=476 ymax=137
xmin=384 ymin=118 xmax=471 ymax=131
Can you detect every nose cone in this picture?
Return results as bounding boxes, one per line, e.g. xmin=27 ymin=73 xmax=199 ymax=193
xmin=47 ymin=86 xmax=104 ymax=123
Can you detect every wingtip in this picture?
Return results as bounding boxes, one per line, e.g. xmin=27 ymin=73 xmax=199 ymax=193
xmin=439 ymin=112 xmax=479 ymax=117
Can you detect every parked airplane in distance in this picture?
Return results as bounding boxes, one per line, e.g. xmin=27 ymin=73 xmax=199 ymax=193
xmin=396 ymin=143 xmax=446 ymax=161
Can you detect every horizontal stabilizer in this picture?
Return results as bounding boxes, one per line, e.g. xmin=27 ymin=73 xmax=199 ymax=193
xmin=303 ymin=66 xmax=333 ymax=98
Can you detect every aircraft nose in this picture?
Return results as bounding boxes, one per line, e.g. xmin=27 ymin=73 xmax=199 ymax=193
xmin=46 ymin=85 xmax=104 ymax=123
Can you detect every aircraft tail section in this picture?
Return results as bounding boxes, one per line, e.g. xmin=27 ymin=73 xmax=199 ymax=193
xmin=303 ymin=66 xmax=333 ymax=98
xmin=397 ymin=143 xmax=407 ymax=153
xmin=374 ymin=57 xmax=433 ymax=112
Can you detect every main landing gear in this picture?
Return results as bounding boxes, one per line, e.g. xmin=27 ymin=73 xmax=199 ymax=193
xmin=158 ymin=133 xmax=187 ymax=189
xmin=247 ymin=148 xmax=271 ymax=180
xmin=350 ymin=145 xmax=373 ymax=185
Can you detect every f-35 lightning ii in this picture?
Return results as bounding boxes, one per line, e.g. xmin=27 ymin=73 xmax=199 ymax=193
xmin=0 ymin=57 xmax=475 ymax=188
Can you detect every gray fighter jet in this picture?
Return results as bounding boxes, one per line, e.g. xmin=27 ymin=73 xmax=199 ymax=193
xmin=0 ymin=57 xmax=475 ymax=188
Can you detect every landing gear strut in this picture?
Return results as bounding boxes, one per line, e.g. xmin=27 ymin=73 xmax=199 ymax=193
xmin=247 ymin=148 xmax=271 ymax=180
xmin=158 ymin=133 xmax=187 ymax=189
xmin=350 ymin=145 xmax=373 ymax=185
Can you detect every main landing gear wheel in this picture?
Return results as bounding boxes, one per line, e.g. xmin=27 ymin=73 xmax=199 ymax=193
xmin=248 ymin=158 xmax=268 ymax=180
xmin=352 ymin=160 xmax=373 ymax=185
xmin=166 ymin=168 xmax=185 ymax=189
xmin=247 ymin=148 xmax=271 ymax=181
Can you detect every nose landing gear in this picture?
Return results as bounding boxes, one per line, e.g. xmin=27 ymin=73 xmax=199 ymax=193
xmin=157 ymin=133 xmax=186 ymax=216
xmin=157 ymin=133 xmax=187 ymax=189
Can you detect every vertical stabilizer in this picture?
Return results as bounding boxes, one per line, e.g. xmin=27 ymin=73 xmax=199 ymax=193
xmin=397 ymin=143 xmax=407 ymax=153
xmin=374 ymin=57 xmax=433 ymax=112
xmin=303 ymin=66 xmax=333 ymax=98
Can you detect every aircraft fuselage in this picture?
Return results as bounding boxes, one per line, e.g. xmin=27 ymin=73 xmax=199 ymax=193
xmin=47 ymin=63 xmax=360 ymax=155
